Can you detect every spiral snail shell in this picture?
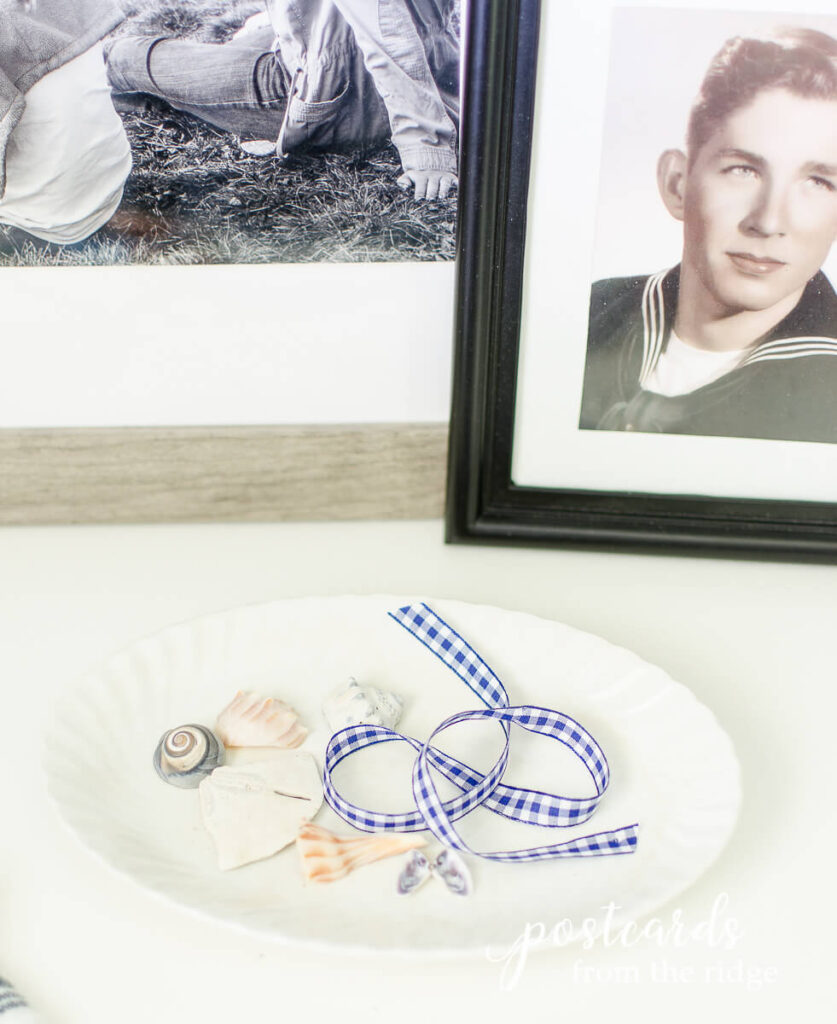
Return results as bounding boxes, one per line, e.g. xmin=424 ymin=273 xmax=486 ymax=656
xmin=153 ymin=724 xmax=225 ymax=788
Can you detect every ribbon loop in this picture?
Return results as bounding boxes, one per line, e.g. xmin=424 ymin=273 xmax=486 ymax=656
xmin=322 ymin=604 xmax=639 ymax=862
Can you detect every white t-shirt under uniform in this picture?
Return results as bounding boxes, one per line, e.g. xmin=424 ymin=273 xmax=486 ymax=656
xmin=644 ymin=332 xmax=748 ymax=397
xmin=0 ymin=43 xmax=131 ymax=245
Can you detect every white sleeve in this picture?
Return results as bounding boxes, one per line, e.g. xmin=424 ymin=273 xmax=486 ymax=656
xmin=330 ymin=0 xmax=457 ymax=173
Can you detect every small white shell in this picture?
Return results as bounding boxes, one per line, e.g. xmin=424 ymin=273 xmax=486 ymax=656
xmin=322 ymin=677 xmax=403 ymax=733
xmin=297 ymin=823 xmax=425 ymax=883
xmin=232 ymin=10 xmax=272 ymax=40
xmin=396 ymin=848 xmax=473 ymax=896
xmin=153 ymin=725 xmax=224 ymax=788
xmin=239 ymin=139 xmax=276 ymax=156
xmin=396 ymin=850 xmax=432 ymax=895
xmin=434 ymin=848 xmax=472 ymax=896
xmin=216 ymin=690 xmax=307 ymax=749
xmin=199 ymin=752 xmax=323 ymax=870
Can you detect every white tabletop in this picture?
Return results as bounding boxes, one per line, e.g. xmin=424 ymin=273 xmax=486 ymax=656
xmin=1 ymin=519 xmax=833 ymax=1022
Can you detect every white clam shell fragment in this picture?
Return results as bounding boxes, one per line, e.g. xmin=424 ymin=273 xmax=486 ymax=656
xmin=232 ymin=10 xmax=272 ymax=41
xmin=199 ymin=752 xmax=322 ymax=870
xmin=215 ymin=690 xmax=308 ymax=749
xmin=153 ymin=724 xmax=224 ymax=788
xmin=297 ymin=823 xmax=425 ymax=883
xmin=322 ymin=677 xmax=404 ymax=733
xmin=396 ymin=849 xmax=432 ymax=895
xmin=239 ymin=139 xmax=276 ymax=156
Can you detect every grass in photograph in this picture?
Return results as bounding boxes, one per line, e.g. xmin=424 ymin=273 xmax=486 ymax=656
xmin=0 ymin=0 xmax=458 ymax=267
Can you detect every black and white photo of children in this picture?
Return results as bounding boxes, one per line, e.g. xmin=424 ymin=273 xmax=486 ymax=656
xmin=0 ymin=0 xmax=460 ymax=266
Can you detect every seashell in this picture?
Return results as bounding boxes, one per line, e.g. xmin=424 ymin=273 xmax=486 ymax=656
xmin=232 ymin=10 xmax=272 ymax=41
xmin=322 ymin=677 xmax=404 ymax=733
xmin=239 ymin=139 xmax=276 ymax=156
xmin=153 ymin=724 xmax=224 ymax=788
xmin=199 ymin=751 xmax=322 ymax=870
xmin=396 ymin=849 xmax=432 ymax=895
xmin=297 ymin=823 xmax=425 ymax=883
xmin=434 ymin=848 xmax=472 ymax=896
xmin=396 ymin=848 xmax=473 ymax=896
xmin=216 ymin=690 xmax=307 ymax=749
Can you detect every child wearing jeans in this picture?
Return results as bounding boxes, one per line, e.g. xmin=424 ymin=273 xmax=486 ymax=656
xmin=106 ymin=0 xmax=459 ymax=200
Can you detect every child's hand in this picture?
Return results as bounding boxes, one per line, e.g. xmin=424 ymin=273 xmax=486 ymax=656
xmin=397 ymin=170 xmax=458 ymax=201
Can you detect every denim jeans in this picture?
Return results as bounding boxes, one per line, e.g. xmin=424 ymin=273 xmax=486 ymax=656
xmin=106 ymin=27 xmax=290 ymax=138
xmin=106 ymin=2 xmax=458 ymax=172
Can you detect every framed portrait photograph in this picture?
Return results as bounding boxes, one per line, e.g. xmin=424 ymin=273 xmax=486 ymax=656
xmin=447 ymin=0 xmax=837 ymax=559
xmin=0 ymin=0 xmax=460 ymax=522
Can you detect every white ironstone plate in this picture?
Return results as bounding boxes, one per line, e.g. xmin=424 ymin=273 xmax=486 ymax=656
xmin=44 ymin=596 xmax=740 ymax=955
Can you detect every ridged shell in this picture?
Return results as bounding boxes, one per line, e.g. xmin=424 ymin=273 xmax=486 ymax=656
xmin=153 ymin=725 xmax=224 ymax=788
xmin=215 ymin=690 xmax=307 ymax=749
xmin=322 ymin=677 xmax=403 ymax=732
xmin=297 ymin=823 xmax=425 ymax=883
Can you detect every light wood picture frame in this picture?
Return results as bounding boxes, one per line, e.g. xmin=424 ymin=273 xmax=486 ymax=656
xmin=0 ymin=423 xmax=447 ymax=524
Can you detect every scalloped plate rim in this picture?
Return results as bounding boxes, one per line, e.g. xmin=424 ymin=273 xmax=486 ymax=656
xmin=42 ymin=594 xmax=742 ymax=957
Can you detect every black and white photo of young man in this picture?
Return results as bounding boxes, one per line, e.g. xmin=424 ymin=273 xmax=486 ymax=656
xmin=579 ymin=27 xmax=837 ymax=444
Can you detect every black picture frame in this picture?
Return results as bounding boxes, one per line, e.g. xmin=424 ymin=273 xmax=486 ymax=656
xmin=445 ymin=0 xmax=837 ymax=562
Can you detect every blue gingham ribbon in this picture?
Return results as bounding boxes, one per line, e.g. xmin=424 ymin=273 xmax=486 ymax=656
xmin=323 ymin=604 xmax=639 ymax=862
xmin=0 ymin=977 xmax=41 ymax=1021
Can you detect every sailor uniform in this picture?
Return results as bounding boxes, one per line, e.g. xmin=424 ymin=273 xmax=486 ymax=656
xmin=579 ymin=266 xmax=837 ymax=444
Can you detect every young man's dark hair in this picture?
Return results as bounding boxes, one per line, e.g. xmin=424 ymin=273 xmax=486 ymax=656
xmin=687 ymin=29 xmax=837 ymax=163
